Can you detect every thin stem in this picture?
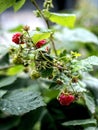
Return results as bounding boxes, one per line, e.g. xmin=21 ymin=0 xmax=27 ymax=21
xmin=26 ymin=30 xmax=36 ymax=47
xmin=39 ymin=51 xmax=64 ymax=70
xmin=31 ymin=0 xmax=46 ymax=22
xmin=31 ymin=0 xmax=57 ymax=56
xmin=50 ymin=34 xmax=57 ymax=56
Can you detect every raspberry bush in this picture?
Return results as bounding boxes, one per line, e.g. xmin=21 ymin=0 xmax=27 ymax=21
xmin=0 ymin=0 xmax=98 ymax=130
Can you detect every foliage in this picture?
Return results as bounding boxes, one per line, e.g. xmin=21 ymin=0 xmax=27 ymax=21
xmin=0 ymin=0 xmax=98 ymax=130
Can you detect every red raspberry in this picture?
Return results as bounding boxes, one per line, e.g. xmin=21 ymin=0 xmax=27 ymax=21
xmin=12 ymin=33 xmax=24 ymax=44
xmin=58 ymin=93 xmax=75 ymax=106
xmin=35 ymin=39 xmax=46 ymax=48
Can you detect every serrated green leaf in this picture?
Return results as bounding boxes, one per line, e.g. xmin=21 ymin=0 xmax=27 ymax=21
xmin=43 ymin=11 xmax=76 ymax=28
xmin=84 ymin=93 xmax=95 ymax=114
xmin=73 ymin=56 xmax=98 ymax=72
xmin=0 ymin=89 xmax=45 ymax=115
xmin=32 ymin=30 xmax=52 ymax=43
xmin=0 ymin=0 xmax=15 ymax=13
xmin=68 ymin=83 xmax=87 ymax=93
xmin=0 ymin=76 xmax=17 ymax=88
xmin=13 ymin=0 xmax=26 ymax=11
xmin=81 ymin=56 xmax=98 ymax=66
xmin=62 ymin=119 xmax=96 ymax=126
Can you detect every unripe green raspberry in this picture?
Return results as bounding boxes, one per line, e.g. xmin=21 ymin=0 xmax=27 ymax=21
xmin=13 ymin=55 xmax=24 ymax=64
xmin=30 ymin=70 xmax=40 ymax=80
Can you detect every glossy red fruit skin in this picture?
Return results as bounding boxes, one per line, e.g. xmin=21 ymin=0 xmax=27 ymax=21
xmin=12 ymin=33 xmax=24 ymax=44
xmin=35 ymin=40 xmax=46 ymax=48
xmin=58 ymin=93 xmax=75 ymax=106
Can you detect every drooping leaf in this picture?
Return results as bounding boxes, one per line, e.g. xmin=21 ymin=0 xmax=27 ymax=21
xmin=83 ymin=73 xmax=98 ymax=105
xmin=0 ymin=88 xmax=45 ymax=115
xmin=0 ymin=76 xmax=17 ymax=88
xmin=0 ymin=0 xmax=15 ymax=13
xmin=43 ymin=11 xmax=76 ymax=28
xmin=83 ymin=93 xmax=95 ymax=114
xmin=62 ymin=119 xmax=96 ymax=126
xmin=13 ymin=0 xmax=26 ymax=11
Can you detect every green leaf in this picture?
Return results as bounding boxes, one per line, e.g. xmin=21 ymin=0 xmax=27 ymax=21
xmin=8 ymin=25 xmax=23 ymax=32
xmin=84 ymin=93 xmax=95 ymax=114
xmin=81 ymin=56 xmax=98 ymax=66
xmin=13 ymin=0 xmax=26 ymax=11
xmin=6 ymin=65 xmax=24 ymax=75
xmin=0 ymin=0 xmax=15 ymax=13
xmin=43 ymin=11 xmax=76 ymax=28
xmin=16 ymin=108 xmax=43 ymax=130
xmin=0 ymin=76 xmax=17 ymax=88
xmin=0 ymin=116 xmax=20 ymax=130
xmin=0 ymin=44 xmax=9 ymax=58
xmin=0 ymin=54 xmax=9 ymax=67
xmin=72 ymin=28 xmax=98 ymax=44
xmin=43 ymin=89 xmax=59 ymax=101
xmin=83 ymin=73 xmax=98 ymax=105
xmin=68 ymin=83 xmax=87 ymax=93
xmin=0 ymin=90 xmax=7 ymax=98
xmin=0 ymin=88 xmax=45 ymax=115
xmin=84 ymin=126 xmax=96 ymax=130
xmin=32 ymin=30 xmax=52 ymax=43
xmin=41 ymin=99 xmax=92 ymax=130
xmin=54 ymin=28 xmax=98 ymax=50
xmin=40 ymin=67 xmax=53 ymax=78
xmin=62 ymin=119 xmax=96 ymax=126
xmin=73 ymin=56 xmax=98 ymax=72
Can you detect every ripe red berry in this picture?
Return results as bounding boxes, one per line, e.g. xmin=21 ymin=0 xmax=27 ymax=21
xmin=58 ymin=93 xmax=75 ymax=106
xmin=12 ymin=33 xmax=24 ymax=44
xmin=35 ymin=39 xmax=46 ymax=48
